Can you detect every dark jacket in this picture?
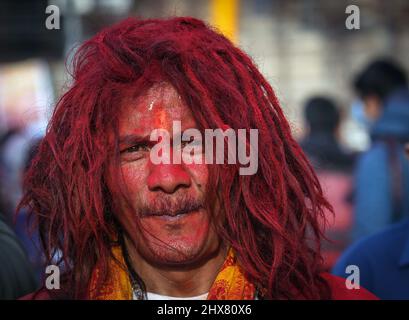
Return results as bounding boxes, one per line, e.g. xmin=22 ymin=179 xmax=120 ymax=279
xmin=333 ymin=219 xmax=409 ymax=299
xmin=0 ymin=215 xmax=38 ymax=299
xmin=300 ymin=134 xmax=355 ymax=173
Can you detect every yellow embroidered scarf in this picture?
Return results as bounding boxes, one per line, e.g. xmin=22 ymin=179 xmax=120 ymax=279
xmin=88 ymin=246 xmax=255 ymax=300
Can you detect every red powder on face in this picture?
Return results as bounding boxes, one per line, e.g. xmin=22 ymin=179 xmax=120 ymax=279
xmin=116 ymin=83 xmax=217 ymax=264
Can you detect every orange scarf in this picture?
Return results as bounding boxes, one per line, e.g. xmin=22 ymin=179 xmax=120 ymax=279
xmin=88 ymin=246 xmax=256 ymax=300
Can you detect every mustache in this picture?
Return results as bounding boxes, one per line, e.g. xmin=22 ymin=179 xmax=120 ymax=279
xmin=138 ymin=194 xmax=205 ymax=217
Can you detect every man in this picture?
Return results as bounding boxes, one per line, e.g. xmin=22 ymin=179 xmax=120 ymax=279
xmin=332 ymin=142 xmax=409 ymax=299
xmin=351 ymin=59 xmax=409 ymax=240
xmin=300 ymin=96 xmax=355 ymax=172
xmin=300 ymin=96 xmax=356 ymax=269
xmin=19 ymin=17 xmax=375 ymax=300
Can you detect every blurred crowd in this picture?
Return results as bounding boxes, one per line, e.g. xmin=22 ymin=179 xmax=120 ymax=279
xmin=300 ymin=59 xmax=409 ymax=298
xmin=0 ymin=0 xmax=409 ymax=300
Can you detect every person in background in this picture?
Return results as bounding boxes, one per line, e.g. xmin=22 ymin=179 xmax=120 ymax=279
xmin=300 ymin=97 xmax=356 ymax=269
xmin=0 ymin=128 xmax=45 ymax=284
xmin=0 ymin=213 xmax=38 ymax=299
xmin=0 ymin=122 xmax=43 ymax=224
xmin=332 ymin=142 xmax=409 ymax=299
xmin=300 ymin=96 xmax=355 ymax=172
xmin=14 ymin=138 xmax=44 ymax=283
xmin=0 ymin=129 xmax=42 ymax=298
xmin=351 ymin=59 xmax=409 ymax=240
xmin=0 ymin=127 xmax=23 ymax=225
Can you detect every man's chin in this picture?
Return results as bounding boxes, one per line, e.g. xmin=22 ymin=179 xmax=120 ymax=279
xmin=137 ymin=209 xmax=211 ymax=265
xmin=141 ymin=243 xmax=207 ymax=267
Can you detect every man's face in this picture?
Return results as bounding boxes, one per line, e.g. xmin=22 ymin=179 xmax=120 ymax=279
xmin=113 ymin=83 xmax=221 ymax=266
xmin=363 ymin=95 xmax=382 ymax=122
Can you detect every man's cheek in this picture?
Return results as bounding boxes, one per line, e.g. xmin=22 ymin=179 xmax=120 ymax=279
xmin=120 ymin=164 xmax=147 ymax=194
xmin=114 ymin=165 xmax=147 ymax=226
xmin=184 ymin=163 xmax=208 ymax=187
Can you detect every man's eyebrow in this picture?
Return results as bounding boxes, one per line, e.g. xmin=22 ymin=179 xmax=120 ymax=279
xmin=118 ymin=134 xmax=151 ymax=145
xmin=118 ymin=125 xmax=199 ymax=145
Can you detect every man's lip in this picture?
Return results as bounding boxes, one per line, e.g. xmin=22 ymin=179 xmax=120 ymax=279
xmin=143 ymin=209 xmax=201 ymax=220
xmin=143 ymin=207 xmax=202 ymax=218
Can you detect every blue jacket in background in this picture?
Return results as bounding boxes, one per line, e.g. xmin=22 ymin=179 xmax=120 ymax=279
xmin=353 ymin=88 xmax=409 ymax=240
xmin=332 ymin=219 xmax=409 ymax=299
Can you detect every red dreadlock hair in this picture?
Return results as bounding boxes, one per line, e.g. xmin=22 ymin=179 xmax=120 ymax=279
xmin=19 ymin=17 xmax=332 ymax=299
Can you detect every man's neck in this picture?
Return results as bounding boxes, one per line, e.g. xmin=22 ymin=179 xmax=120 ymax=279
xmin=125 ymin=239 xmax=228 ymax=297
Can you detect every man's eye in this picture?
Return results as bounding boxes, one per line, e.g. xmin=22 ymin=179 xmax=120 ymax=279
xmin=122 ymin=144 xmax=150 ymax=154
xmin=181 ymin=138 xmax=202 ymax=148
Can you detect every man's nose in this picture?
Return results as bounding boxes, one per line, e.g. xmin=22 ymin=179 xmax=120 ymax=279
xmin=147 ymin=162 xmax=191 ymax=194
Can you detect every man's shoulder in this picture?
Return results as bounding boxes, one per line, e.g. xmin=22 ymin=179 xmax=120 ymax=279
xmin=356 ymin=142 xmax=390 ymax=172
xmin=19 ymin=288 xmax=52 ymax=300
xmin=19 ymin=288 xmax=69 ymax=300
xmin=364 ymin=220 xmax=409 ymax=245
xmin=342 ymin=219 xmax=409 ymax=262
xmin=321 ymin=273 xmax=378 ymax=300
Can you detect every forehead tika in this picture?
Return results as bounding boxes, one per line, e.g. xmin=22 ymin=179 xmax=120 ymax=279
xmin=119 ymin=83 xmax=197 ymax=136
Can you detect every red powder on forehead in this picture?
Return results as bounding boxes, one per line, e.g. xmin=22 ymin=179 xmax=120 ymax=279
xmin=19 ymin=17 xmax=331 ymax=299
xmin=119 ymin=83 xmax=192 ymax=133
